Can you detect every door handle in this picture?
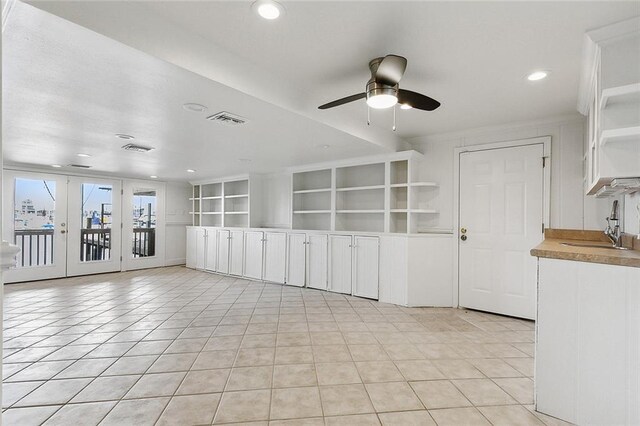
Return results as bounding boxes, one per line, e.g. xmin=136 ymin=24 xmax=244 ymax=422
xmin=61 ymin=230 xmax=66 ymax=234
xmin=460 ymin=235 xmax=467 ymax=241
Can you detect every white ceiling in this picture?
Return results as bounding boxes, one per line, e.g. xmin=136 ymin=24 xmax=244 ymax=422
xmin=4 ymin=1 xmax=640 ymax=181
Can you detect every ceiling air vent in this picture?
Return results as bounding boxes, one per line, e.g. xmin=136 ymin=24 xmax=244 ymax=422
xmin=68 ymin=164 xmax=91 ymax=169
xmin=206 ymin=111 xmax=247 ymax=126
xmin=122 ymin=143 xmax=154 ymax=153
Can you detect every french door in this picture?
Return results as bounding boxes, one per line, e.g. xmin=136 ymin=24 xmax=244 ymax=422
xmin=3 ymin=171 xmax=123 ymax=282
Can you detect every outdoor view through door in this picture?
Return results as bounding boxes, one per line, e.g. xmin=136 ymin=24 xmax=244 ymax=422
xmin=132 ymin=189 xmax=157 ymax=258
xmin=80 ymin=183 xmax=112 ymax=262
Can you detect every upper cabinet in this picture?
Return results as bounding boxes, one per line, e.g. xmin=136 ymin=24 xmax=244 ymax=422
xmin=579 ymin=17 xmax=640 ymax=196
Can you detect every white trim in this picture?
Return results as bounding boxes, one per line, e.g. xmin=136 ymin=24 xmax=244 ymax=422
xmin=453 ymin=136 xmax=551 ymax=309
xmin=3 ymin=164 xmax=166 ymax=184
xmin=286 ymin=150 xmax=423 ymax=174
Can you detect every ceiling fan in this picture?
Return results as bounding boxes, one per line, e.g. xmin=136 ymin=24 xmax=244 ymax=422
xmin=318 ymin=55 xmax=441 ymax=114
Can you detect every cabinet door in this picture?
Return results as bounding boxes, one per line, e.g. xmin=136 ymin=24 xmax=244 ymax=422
xmin=195 ymin=227 xmax=206 ymax=270
xmin=186 ymin=227 xmax=197 ymax=269
xmin=217 ymin=229 xmax=230 ymax=274
xmin=204 ymin=228 xmax=217 ymax=272
xmin=287 ymin=233 xmax=306 ymax=287
xmin=229 ymin=230 xmax=244 ymax=276
xmin=353 ymin=236 xmax=379 ymax=299
xmin=329 ymin=235 xmax=352 ymax=294
xmin=264 ymin=232 xmax=286 ymax=284
xmin=307 ymin=234 xmax=328 ymax=290
xmin=244 ymin=231 xmax=264 ymax=280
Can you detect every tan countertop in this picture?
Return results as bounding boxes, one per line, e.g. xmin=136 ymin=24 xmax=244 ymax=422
xmin=530 ymin=229 xmax=640 ymax=268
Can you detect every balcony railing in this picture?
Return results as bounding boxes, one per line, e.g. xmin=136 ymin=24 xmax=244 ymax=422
xmin=81 ymin=228 xmax=111 ymax=262
xmin=132 ymin=228 xmax=155 ymax=258
xmin=14 ymin=229 xmax=54 ymax=267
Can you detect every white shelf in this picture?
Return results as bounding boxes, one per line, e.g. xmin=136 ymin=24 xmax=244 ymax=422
xmin=293 ymin=210 xmax=331 ymax=214
xmin=225 ymin=194 xmax=249 ymax=199
xmin=390 ymin=183 xmax=408 ymax=188
xmin=188 ymin=198 xmax=198 ymax=201
xmin=410 ymin=182 xmax=438 ymax=187
xmin=336 ymin=210 xmax=385 ymax=214
xmin=600 ymin=83 xmax=640 ymax=109
xmin=202 ymin=212 xmax=222 ymax=215
xmin=189 ymin=212 xmax=200 ymax=215
xmin=336 ymin=185 xmax=385 ymax=192
xmin=224 ymin=211 xmax=248 ymax=215
xmin=201 ymin=196 xmax=223 ymax=200
xmin=411 ymin=209 xmax=438 ymax=214
xmin=293 ymin=188 xmax=331 ymax=194
xmin=600 ymin=126 xmax=640 ymax=146
xmin=391 ymin=209 xmax=408 ymax=213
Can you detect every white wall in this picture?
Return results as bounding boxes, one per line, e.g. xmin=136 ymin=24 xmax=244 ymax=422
xmin=408 ymin=115 xmax=614 ymax=232
xmin=164 ymin=181 xmax=192 ymax=265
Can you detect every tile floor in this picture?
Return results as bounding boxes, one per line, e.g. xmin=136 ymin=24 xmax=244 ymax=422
xmin=2 ymin=266 xmax=570 ymax=425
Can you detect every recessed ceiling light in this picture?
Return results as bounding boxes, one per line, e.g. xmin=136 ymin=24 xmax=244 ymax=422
xmin=187 ymin=169 xmax=196 ymax=173
xmin=400 ymin=104 xmax=413 ymax=110
xmin=51 ymin=164 xmax=62 ymax=168
xmin=252 ymin=0 xmax=285 ymax=20
xmin=77 ymin=153 xmax=91 ymax=158
xmin=150 ymin=175 xmax=158 ymax=179
xmin=182 ymin=103 xmax=208 ymax=113
xmin=115 ymin=134 xmax=135 ymax=140
xmin=527 ymin=70 xmax=549 ymax=81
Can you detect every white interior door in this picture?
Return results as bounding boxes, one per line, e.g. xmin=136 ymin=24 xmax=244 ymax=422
xmin=287 ymin=233 xmax=306 ymax=287
xmin=205 ymin=228 xmax=217 ymax=272
xmin=458 ymin=143 xmax=544 ymax=319
xmin=67 ymin=177 xmax=122 ymax=277
xmin=353 ymin=236 xmax=379 ymax=300
xmin=229 ymin=230 xmax=244 ymax=276
xmin=329 ymin=235 xmax=353 ymax=294
xmin=3 ymin=171 xmax=68 ymax=283
xmin=307 ymin=234 xmax=327 ymax=290
xmin=218 ymin=229 xmax=230 ymax=274
xmin=264 ymin=232 xmax=286 ymax=284
xmin=244 ymin=231 xmax=264 ymax=280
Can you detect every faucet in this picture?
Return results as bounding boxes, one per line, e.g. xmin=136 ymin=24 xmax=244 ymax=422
xmin=604 ymin=200 xmax=622 ymax=248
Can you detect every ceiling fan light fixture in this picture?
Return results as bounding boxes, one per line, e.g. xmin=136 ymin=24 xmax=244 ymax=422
xmin=527 ymin=70 xmax=549 ymax=81
xmin=400 ymin=103 xmax=413 ymax=110
xmin=366 ymin=94 xmax=397 ymax=109
xmin=252 ymin=0 xmax=284 ymax=20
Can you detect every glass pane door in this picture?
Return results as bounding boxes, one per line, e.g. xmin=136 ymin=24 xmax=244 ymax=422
xmin=2 ymin=171 xmax=68 ymax=283
xmin=67 ymin=177 xmax=122 ymax=277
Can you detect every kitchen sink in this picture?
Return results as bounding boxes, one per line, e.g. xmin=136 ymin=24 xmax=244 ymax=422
xmin=561 ymin=242 xmax=628 ymax=250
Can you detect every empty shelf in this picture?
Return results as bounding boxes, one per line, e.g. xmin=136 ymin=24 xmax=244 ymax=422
xmin=600 ymin=126 xmax=640 ymax=146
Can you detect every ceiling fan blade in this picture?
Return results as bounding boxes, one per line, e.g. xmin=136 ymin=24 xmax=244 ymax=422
xmin=318 ymin=93 xmax=366 ymax=109
xmin=397 ymin=89 xmax=441 ymax=111
xmin=375 ymin=55 xmax=407 ymax=85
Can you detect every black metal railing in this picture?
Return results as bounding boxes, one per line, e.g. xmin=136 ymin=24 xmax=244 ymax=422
xmin=14 ymin=229 xmax=54 ymax=267
xmin=132 ymin=228 xmax=155 ymax=258
xmin=81 ymin=228 xmax=111 ymax=261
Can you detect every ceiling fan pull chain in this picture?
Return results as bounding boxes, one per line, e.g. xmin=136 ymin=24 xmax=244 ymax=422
xmin=392 ymin=105 xmax=397 ymax=131
xmin=367 ymin=105 xmax=371 ymax=126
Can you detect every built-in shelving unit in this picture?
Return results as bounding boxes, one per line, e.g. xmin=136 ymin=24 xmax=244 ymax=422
xmin=190 ymin=177 xmax=258 ymax=227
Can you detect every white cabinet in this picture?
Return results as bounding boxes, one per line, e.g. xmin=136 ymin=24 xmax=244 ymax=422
xmin=287 ymin=233 xmax=306 ymax=287
xmin=217 ymin=229 xmax=230 ymax=274
xmin=307 ymin=234 xmax=328 ymax=290
xmin=204 ymin=227 xmax=217 ymax=272
xmin=264 ymin=232 xmax=286 ymax=284
xmin=244 ymin=231 xmax=264 ymax=280
xmin=186 ymin=227 xmax=197 ymax=269
xmin=328 ymin=235 xmax=352 ymax=294
xmin=229 ymin=230 xmax=244 ymax=276
xmin=195 ymin=227 xmax=206 ymax=270
xmin=353 ymin=236 xmax=379 ymax=299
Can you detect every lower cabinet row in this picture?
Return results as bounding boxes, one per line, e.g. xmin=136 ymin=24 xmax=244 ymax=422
xmin=186 ymin=227 xmax=380 ymax=299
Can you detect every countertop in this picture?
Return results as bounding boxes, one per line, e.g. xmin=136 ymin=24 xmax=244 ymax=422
xmin=530 ymin=229 xmax=640 ymax=268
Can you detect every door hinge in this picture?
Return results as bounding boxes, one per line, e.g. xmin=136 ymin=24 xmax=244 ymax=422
xmin=120 ymin=256 xmax=123 ymax=261
xmin=121 ymin=189 xmax=124 ymax=195
xmin=542 ymin=223 xmax=545 ymax=234
xmin=121 ymin=223 xmax=123 ymax=229
xmin=542 ymin=157 xmax=547 ymax=168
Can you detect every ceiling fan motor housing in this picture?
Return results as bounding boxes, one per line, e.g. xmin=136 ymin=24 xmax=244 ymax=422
xmin=367 ymin=57 xmax=398 ymax=100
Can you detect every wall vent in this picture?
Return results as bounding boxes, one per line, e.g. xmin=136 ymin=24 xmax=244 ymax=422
xmin=68 ymin=164 xmax=91 ymax=169
xmin=122 ymin=143 xmax=154 ymax=153
xmin=206 ymin=111 xmax=247 ymax=126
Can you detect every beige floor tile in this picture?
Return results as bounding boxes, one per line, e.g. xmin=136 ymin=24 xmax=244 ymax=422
xmin=6 ymin=360 xmax=74 ymax=382
xmin=378 ymin=410 xmax=436 ymax=426
xmin=72 ymin=375 xmax=140 ymax=402
xmin=364 ymin=382 xmax=423 ymax=412
xmin=431 ymin=359 xmax=485 ymax=379
xmin=505 ymin=357 xmax=535 ymax=377
xmin=54 ymin=358 xmax=117 ymax=379
xmin=156 ymin=393 xmax=221 ymax=426
xmin=344 ymin=332 xmax=378 ymax=345
xmin=316 ymin=362 xmax=361 ymax=385
xmin=100 ymin=397 xmax=170 ymax=426
xmin=319 ymin=384 xmax=374 ymax=416
xmin=2 ymin=406 xmax=61 ymax=426
xmin=124 ymin=371 xmax=185 ymax=398
xmin=275 ymin=346 xmax=314 ymax=364
xmin=3 ymin=381 xmax=44 ymax=408
xmin=235 ymin=347 xmax=276 ymax=367
xmin=101 ymin=355 xmax=157 ymax=376
xmin=452 ymin=378 xmax=517 ymax=406
xmin=428 ymin=407 xmax=491 ymax=426
xmin=14 ymin=378 xmax=91 ymax=407
xmin=204 ymin=335 xmax=243 ymax=351
xmin=478 ymin=405 xmax=544 ymax=426
xmin=395 ymin=360 xmax=446 ymax=381
xmin=270 ymin=386 xmax=323 ymax=420
xmin=192 ymin=349 xmax=237 ymax=370
xmin=84 ymin=342 xmax=136 ymax=358
xmin=348 ymin=345 xmax=389 ymax=361
xmin=214 ymin=389 xmax=272 ymax=423
xmin=242 ymin=333 xmax=277 ymax=348
xmin=324 ymin=413 xmax=381 ymax=425
xmin=415 ymin=343 xmax=461 ymax=359
xmin=149 ymin=353 xmax=198 ymax=373
xmin=494 ymin=377 xmax=534 ymax=404
xmin=310 ymin=332 xmax=345 ymax=346
xmin=41 ymin=344 xmax=99 ymax=361
xmin=227 ymin=366 xmax=273 ymax=391
xmin=176 ymin=368 xmax=230 ymax=394
xmin=277 ymin=332 xmax=311 ymax=347
xmin=383 ymin=344 xmax=425 ymax=360
xmin=355 ymin=361 xmax=404 ymax=383
xmin=410 ymin=380 xmax=472 ymax=409
xmin=312 ymin=345 xmax=352 ymax=363
xmin=273 ymin=364 xmax=317 ymax=388
xmin=269 ymin=417 xmax=324 ymax=426
xmin=468 ymin=358 xmax=524 ymax=378
xmin=42 ymin=401 xmax=116 ymax=426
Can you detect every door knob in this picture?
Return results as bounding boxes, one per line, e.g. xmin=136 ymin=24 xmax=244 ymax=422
xmin=460 ymin=234 xmax=467 ymax=241
xmin=460 ymin=227 xmax=467 ymax=234
xmin=61 ymin=230 xmax=66 ymax=234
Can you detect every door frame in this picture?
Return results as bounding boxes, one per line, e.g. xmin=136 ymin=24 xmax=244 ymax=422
xmin=453 ymin=136 xmax=551 ymax=309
